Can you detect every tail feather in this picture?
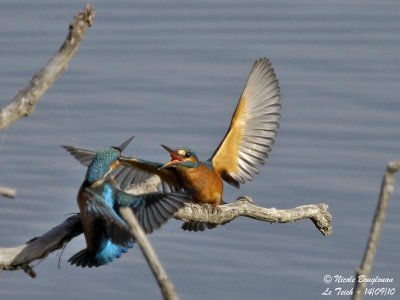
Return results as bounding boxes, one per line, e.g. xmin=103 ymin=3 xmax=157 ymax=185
xmin=68 ymin=249 xmax=100 ymax=268
xmin=181 ymin=221 xmax=218 ymax=232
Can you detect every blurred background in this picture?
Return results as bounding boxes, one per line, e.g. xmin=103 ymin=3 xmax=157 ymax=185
xmin=0 ymin=1 xmax=399 ymax=299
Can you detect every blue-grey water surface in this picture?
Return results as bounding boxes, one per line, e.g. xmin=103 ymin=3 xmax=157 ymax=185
xmin=0 ymin=1 xmax=399 ymax=299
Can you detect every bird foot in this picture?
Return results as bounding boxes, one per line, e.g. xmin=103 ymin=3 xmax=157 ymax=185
xmin=206 ymin=204 xmax=221 ymax=216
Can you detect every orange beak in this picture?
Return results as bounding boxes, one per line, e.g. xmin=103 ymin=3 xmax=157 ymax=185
xmin=159 ymin=145 xmax=185 ymax=169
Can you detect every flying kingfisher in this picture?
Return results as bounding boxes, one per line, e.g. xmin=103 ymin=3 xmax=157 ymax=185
xmin=63 ymin=57 xmax=280 ymax=232
xmin=65 ymin=137 xmax=189 ymax=267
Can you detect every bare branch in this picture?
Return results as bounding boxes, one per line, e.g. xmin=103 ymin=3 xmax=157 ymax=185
xmin=175 ymin=196 xmax=332 ymax=236
xmin=120 ymin=208 xmax=180 ymax=300
xmin=0 ymin=4 xmax=95 ymax=130
xmin=0 ymin=186 xmax=16 ymax=199
xmin=352 ymin=161 xmax=400 ymax=300
xmin=0 ymin=215 xmax=82 ymax=276
xmin=0 ymin=198 xmax=332 ymax=276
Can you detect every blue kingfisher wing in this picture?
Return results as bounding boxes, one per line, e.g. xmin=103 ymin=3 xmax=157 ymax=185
xmin=84 ymin=188 xmax=132 ymax=247
xmin=117 ymin=190 xmax=190 ymax=234
xmin=62 ymin=145 xmax=182 ymax=193
xmin=210 ymin=57 xmax=281 ymax=188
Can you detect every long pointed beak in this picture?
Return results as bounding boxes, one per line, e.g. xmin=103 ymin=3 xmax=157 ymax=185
xmin=159 ymin=144 xmax=184 ymax=169
xmin=116 ymin=136 xmax=135 ymax=152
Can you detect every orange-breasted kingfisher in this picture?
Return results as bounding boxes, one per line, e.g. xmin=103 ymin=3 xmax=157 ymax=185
xmin=156 ymin=57 xmax=281 ymax=230
xmin=64 ymin=137 xmax=189 ymax=267
xmin=63 ymin=57 xmax=280 ymax=232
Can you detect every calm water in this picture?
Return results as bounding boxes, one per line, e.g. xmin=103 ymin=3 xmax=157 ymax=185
xmin=1 ymin=1 xmax=399 ymax=299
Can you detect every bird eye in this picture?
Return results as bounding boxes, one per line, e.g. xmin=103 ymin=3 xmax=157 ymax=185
xmin=185 ymin=152 xmax=191 ymax=158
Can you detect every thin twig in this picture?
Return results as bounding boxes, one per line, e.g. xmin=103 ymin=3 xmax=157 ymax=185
xmin=120 ymin=208 xmax=179 ymax=300
xmin=352 ymin=161 xmax=400 ymax=300
xmin=0 ymin=186 xmax=16 ymax=199
xmin=0 ymin=4 xmax=95 ymax=130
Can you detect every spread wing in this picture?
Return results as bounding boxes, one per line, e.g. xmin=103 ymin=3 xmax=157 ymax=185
xmin=117 ymin=157 xmax=182 ymax=193
xmin=61 ymin=145 xmax=96 ymax=167
xmin=117 ymin=191 xmax=190 ymax=234
xmin=62 ymin=145 xmax=182 ymax=193
xmin=210 ymin=57 xmax=281 ymax=188
xmin=84 ymin=188 xmax=132 ymax=247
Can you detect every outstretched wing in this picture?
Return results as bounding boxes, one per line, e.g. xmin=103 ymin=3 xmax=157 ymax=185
xmin=117 ymin=190 xmax=190 ymax=234
xmin=62 ymin=145 xmax=182 ymax=193
xmin=116 ymin=157 xmax=182 ymax=193
xmin=61 ymin=145 xmax=96 ymax=167
xmin=84 ymin=188 xmax=132 ymax=247
xmin=210 ymin=57 xmax=281 ymax=188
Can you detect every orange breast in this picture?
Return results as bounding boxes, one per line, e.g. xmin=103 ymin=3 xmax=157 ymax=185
xmin=177 ymin=163 xmax=223 ymax=205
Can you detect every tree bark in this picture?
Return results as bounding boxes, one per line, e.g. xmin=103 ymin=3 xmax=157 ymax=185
xmin=0 ymin=198 xmax=332 ymax=277
xmin=120 ymin=208 xmax=180 ymax=300
xmin=0 ymin=4 xmax=94 ymax=130
xmin=352 ymin=161 xmax=400 ymax=300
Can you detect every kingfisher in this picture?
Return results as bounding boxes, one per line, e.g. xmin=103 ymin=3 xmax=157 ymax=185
xmin=65 ymin=136 xmax=189 ymax=267
xmin=63 ymin=57 xmax=280 ymax=232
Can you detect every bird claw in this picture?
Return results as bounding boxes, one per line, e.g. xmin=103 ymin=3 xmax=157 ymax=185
xmin=205 ymin=204 xmax=221 ymax=215
xmin=212 ymin=205 xmax=222 ymax=215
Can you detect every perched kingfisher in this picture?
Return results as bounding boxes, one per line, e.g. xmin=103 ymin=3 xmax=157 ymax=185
xmin=64 ymin=57 xmax=280 ymax=232
xmin=64 ymin=137 xmax=189 ymax=267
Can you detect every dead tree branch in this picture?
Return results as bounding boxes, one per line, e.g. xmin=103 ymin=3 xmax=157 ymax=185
xmin=0 ymin=215 xmax=82 ymax=277
xmin=175 ymin=196 xmax=332 ymax=236
xmin=352 ymin=160 xmax=400 ymax=300
xmin=120 ymin=208 xmax=179 ymax=300
xmin=0 ymin=186 xmax=16 ymax=199
xmin=0 ymin=198 xmax=332 ymax=277
xmin=0 ymin=4 xmax=94 ymax=130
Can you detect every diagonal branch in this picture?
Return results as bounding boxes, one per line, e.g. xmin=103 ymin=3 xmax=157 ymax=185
xmin=0 ymin=4 xmax=95 ymax=130
xmin=0 ymin=215 xmax=82 ymax=277
xmin=120 ymin=208 xmax=179 ymax=300
xmin=352 ymin=160 xmax=400 ymax=300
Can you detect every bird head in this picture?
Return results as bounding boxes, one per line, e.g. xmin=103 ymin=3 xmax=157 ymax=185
xmin=159 ymin=145 xmax=199 ymax=169
xmin=85 ymin=136 xmax=134 ymax=183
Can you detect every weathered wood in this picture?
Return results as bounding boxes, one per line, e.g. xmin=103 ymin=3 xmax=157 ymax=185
xmin=175 ymin=197 xmax=332 ymax=235
xmin=0 ymin=186 xmax=16 ymax=199
xmin=0 ymin=4 xmax=94 ymax=130
xmin=352 ymin=161 xmax=400 ymax=300
xmin=0 ymin=198 xmax=332 ymax=277
xmin=0 ymin=215 xmax=82 ymax=277
xmin=120 ymin=208 xmax=180 ymax=300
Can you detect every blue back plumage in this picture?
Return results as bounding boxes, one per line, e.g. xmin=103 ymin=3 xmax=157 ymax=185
xmin=102 ymin=183 xmax=115 ymax=207
xmin=203 ymin=160 xmax=214 ymax=171
xmin=94 ymin=183 xmax=133 ymax=265
xmin=86 ymin=147 xmax=120 ymax=183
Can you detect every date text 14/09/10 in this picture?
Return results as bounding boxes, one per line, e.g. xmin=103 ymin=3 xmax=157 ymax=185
xmin=322 ymin=287 xmax=396 ymax=296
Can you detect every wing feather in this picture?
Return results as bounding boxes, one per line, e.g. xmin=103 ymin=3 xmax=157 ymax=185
xmin=62 ymin=145 xmax=182 ymax=193
xmin=118 ymin=191 xmax=189 ymax=234
xmin=84 ymin=188 xmax=132 ymax=247
xmin=210 ymin=57 xmax=281 ymax=187
xmin=61 ymin=145 xmax=96 ymax=167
